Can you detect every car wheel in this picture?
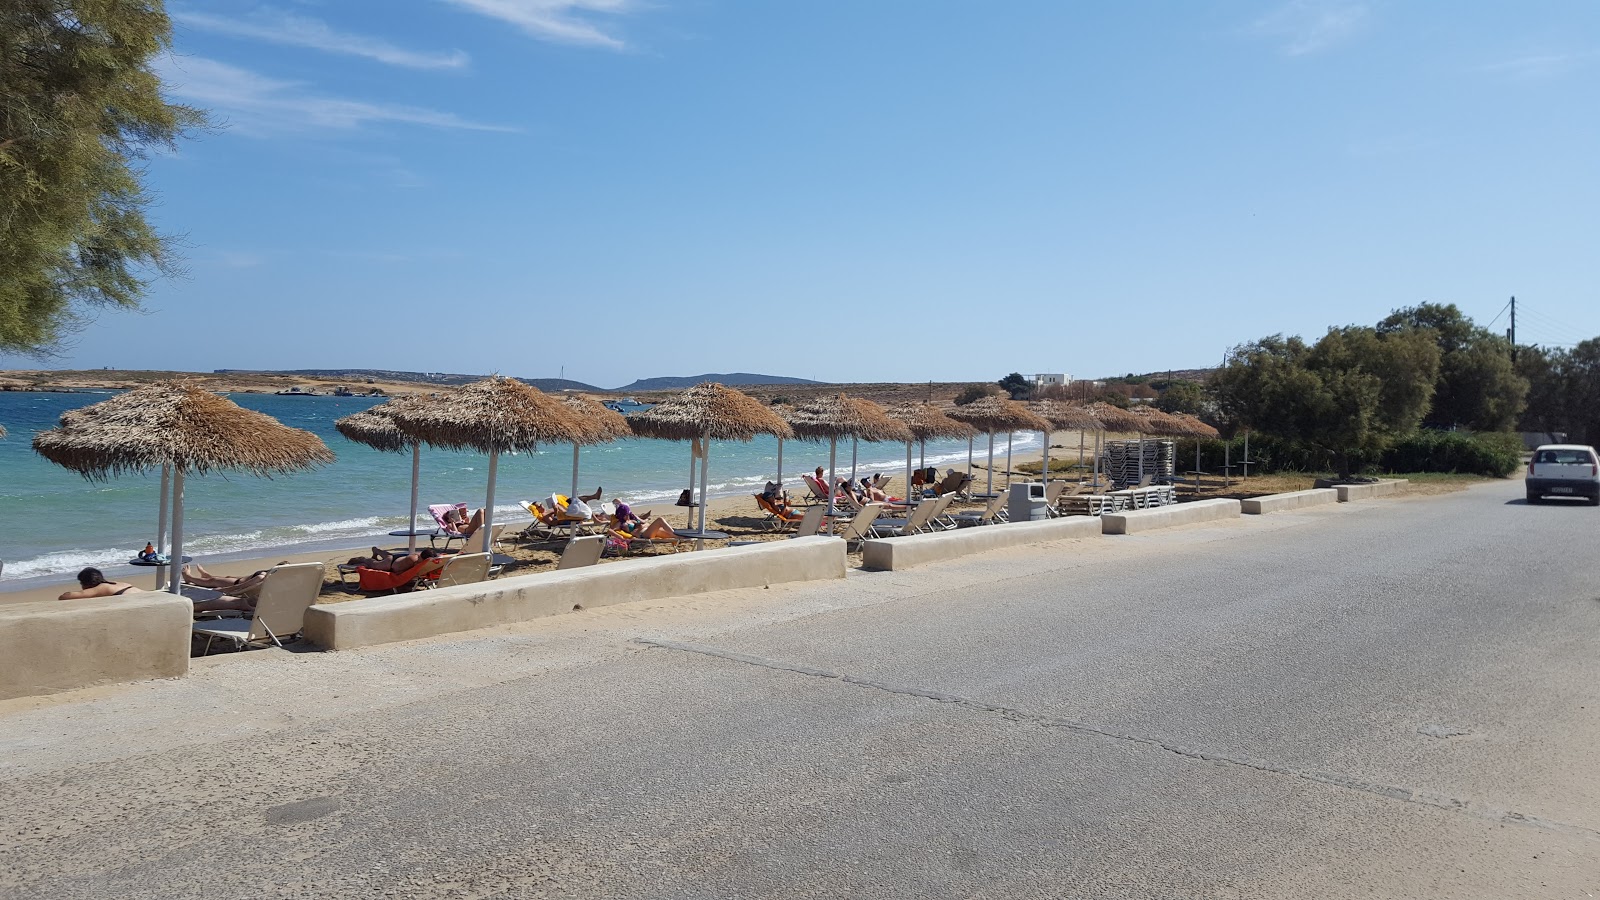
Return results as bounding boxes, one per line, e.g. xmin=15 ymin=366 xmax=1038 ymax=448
xmin=1526 ymin=491 xmax=1540 ymax=504
xmin=1590 ymin=495 xmax=1600 ymax=507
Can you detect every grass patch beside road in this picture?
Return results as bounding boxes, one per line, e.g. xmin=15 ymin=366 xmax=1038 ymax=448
xmin=1012 ymin=463 xmax=1506 ymax=501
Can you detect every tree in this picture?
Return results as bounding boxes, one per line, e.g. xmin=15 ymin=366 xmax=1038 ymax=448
xmin=1212 ymin=327 xmax=1439 ymax=477
xmin=1378 ymin=303 xmax=1526 ymax=431
xmin=955 ymin=383 xmax=999 ymax=406
xmin=1154 ymin=380 xmax=1205 ymax=415
xmin=997 ymin=372 xmax=1031 ymax=400
xmin=1 ymin=1 xmax=204 ymax=354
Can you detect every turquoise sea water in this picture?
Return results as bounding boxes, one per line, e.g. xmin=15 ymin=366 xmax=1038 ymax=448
xmin=0 ymin=391 xmax=1037 ymax=588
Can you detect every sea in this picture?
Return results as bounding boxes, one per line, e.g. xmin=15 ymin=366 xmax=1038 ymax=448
xmin=0 ymin=391 xmax=1038 ymax=591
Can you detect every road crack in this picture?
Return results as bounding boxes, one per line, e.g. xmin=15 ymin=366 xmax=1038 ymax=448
xmin=636 ymin=637 xmax=1600 ymax=843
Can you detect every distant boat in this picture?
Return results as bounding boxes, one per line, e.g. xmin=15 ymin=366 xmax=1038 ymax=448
xmin=331 ymin=387 xmax=353 ymax=397
xmin=274 ymin=386 xmax=317 ymax=396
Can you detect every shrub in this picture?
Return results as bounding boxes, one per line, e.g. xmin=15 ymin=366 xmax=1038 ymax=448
xmin=1170 ymin=431 xmax=1519 ymax=477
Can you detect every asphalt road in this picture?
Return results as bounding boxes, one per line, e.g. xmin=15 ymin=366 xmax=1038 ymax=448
xmin=2 ymin=479 xmax=1597 ymax=899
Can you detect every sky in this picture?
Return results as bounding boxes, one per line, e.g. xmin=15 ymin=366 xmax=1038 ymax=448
xmin=8 ymin=0 xmax=1599 ymax=389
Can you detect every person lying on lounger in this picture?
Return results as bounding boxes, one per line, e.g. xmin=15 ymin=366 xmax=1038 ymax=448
xmin=178 ymin=564 xmax=271 ymax=613
xmin=442 ymin=506 xmax=486 ymax=537
xmin=58 ymin=567 xmax=139 ymax=601
xmin=614 ymin=512 xmax=679 ymax=540
xmin=344 ymin=547 xmax=439 ymax=573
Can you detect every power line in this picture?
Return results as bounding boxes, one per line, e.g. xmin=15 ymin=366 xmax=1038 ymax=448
xmin=1485 ymin=298 xmax=1512 ymax=329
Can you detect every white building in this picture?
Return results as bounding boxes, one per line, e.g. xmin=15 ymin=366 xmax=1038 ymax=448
xmin=1033 ymin=373 xmax=1070 ymax=387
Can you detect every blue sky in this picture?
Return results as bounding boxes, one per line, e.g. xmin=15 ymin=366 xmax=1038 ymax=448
xmin=11 ymin=0 xmax=1600 ymax=388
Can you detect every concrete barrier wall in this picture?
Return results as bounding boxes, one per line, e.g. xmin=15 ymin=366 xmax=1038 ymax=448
xmin=1335 ymin=479 xmax=1408 ymax=502
xmin=1240 ymin=489 xmax=1339 ymax=515
xmin=1102 ymin=498 xmax=1242 ymax=535
xmin=304 ymin=536 xmax=847 ymax=651
xmin=0 ymin=592 xmax=191 ymax=701
xmin=860 ymin=517 xmax=1102 ymax=571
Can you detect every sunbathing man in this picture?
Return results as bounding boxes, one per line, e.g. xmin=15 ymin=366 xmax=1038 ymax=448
xmin=345 ymin=546 xmax=439 ymax=573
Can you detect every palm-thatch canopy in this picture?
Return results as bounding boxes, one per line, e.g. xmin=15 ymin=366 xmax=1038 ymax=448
xmin=1126 ymin=405 xmax=1189 ymax=436
xmin=560 ymin=395 xmax=633 ymax=444
xmin=334 ymin=396 xmax=429 ymax=453
xmin=33 ymin=382 xmax=335 ymax=480
xmin=389 ymin=376 xmax=586 ymax=453
xmin=786 ymin=393 xmax=913 ymax=443
xmin=946 ymin=395 xmax=1050 ymax=434
xmin=1174 ymin=413 xmax=1220 ymax=439
xmin=1031 ymin=400 xmax=1102 ymax=432
xmin=887 ymin=403 xmax=976 ymax=441
xmin=625 ymin=382 xmax=792 ymax=442
xmin=1084 ymin=401 xmax=1144 ymax=433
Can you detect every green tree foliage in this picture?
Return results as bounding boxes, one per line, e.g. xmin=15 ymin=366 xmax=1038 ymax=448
xmin=1211 ymin=328 xmax=1440 ymax=477
xmin=0 ymin=1 xmax=204 ymax=353
xmin=1519 ymin=339 xmax=1600 ymax=444
xmin=996 ymin=372 xmax=1031 ymax=400
xmin=1378 ymin=303 xmax=1526 ymax=431
xmin=1154 ymin=380 xmax=1204 ymax=415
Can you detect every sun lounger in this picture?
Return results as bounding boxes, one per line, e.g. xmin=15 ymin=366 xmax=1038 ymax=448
xmin=191 ymin=562 xmax=325 ymax=654
xmin=755 ymin=494 xmax=805 ymax=531
xmin=427 ymin=503 xmax=474 ymax=550
xmin=354 ymin=556 xmax=445 ymax=595
xmin=435 ymin=552 xmax=492 ymax=588
xmin=788 ymin=504 xmax=827 ymax=538
xmin=922 ymin=494 xmax=959 ymax=530
xmin=869 ymin=498 xmax=939 ymax=538
xmin=556 ymin=535 xmax=605 ymax=570
xmin=834 ymin=503 xmax=884 ymax=551
xmin=801 ymin=474 xmax=833 ymax=506
xmin=949 ymin=493 xmax=1009 ymax=527
xmin=924 ymin=470 xmax=972 ymax=499
xmin=608 ymin=527 xmax=696 ymax=555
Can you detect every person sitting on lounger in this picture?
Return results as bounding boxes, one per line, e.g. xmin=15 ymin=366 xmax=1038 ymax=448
xmin=611 ymin=501 xmax=653 ymax=533
xmin=58 ymin=567 xmax=139 ymax=601
xmin=613 ymin=509 xmax=678 ymax=540
xmin=442 ymin=506 xmax=486 ymax=537
xmin=345 ymin=546 xmax=439 ymax=573
xmin=177 ymin=564 xmax=271 ymax=613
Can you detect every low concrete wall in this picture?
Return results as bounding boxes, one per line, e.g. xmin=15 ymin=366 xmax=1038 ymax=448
xmin=860 ymin=517 xmax=1101 ymax=571
xmin=1102 ymin=498 xmax=1242 ymax=535
xmin=1240 ymin=488 xmax=1339 ymax=515
xmin=1335 ymin=479 xmax=1408 ymax=502
xmin=0 ymin=592 xmax=191 ymax=701
xmin=304 ymin=536 xmax=847 ymax=651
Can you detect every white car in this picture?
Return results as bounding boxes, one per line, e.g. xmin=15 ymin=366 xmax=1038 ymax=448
xmin=1526 ymin=444 xmax=1600 ymax=505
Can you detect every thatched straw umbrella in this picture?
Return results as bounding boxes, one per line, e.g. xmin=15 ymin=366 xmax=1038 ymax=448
xmin=786 ymin=394 xmax=911 ymax=530
xmin=626 ymin=383 xmax=792 ymax=537
xmin=947 ymin=396 xmax=1051 ymax=498
xmin=887 ymin=403 xmax=975 ymax=499
xmin=390 ymin=377 xmax=587 ymax=554
xmin=1032 ymin=401 xmax=1102 ymax=485
xmin=335 ymin=396 xmax=433 ymax=552
xmin=34 ymin=382 xmax=335 ymax=593
xmin=559 ymin=396 xmax=633 ymax=498
xmin=1125 ymin=406 xmax=1190 ymax=483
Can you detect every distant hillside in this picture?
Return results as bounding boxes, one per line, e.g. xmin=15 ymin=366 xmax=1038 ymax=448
xmin=617 ymin=373 xmax=823 ymax=392
xmin=213 ymin=369 xmax=604 ymax=393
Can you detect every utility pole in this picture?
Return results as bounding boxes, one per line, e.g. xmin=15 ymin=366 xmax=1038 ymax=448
xmin=1507 ymin=296 xmax=1517 ymax=362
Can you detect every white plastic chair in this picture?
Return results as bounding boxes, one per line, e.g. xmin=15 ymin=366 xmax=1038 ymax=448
xmin=191 ymin=562 xmax=325 ymax=654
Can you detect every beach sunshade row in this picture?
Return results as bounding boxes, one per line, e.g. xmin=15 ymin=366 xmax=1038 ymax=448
xmin=1030 ymin=400 xmax=1102 ymax=432
xmin=785 ymin=393 xmax=913 ymax=443
xmin=1083 ymin=402 xmax=1145 ymax=433
xmin=559 ymin=395 xmax=633 ymax=444
xmin=32 ymin=382 xmax=335 ymax=479
xmin=626 ymin=382 xmax=792 ymax=441
xmin=334 ymin=396 xmax=430 ymax=453
xmin=1126 ymin=405 xmax=1190 ymax=436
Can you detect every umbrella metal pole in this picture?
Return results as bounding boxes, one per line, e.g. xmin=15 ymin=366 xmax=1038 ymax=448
xmin=967 ymin=436 xmax=973 ymax=476
xmin=776 ymin=438 xmax=784 ymax=488
xmin=1042 ymin=432 xmax=1050 ymax=486
xmin=1078 ymin=430 xmax=1085 ymax=473
xmin=482 ymin=451 xmax=499 ymax=555
xmin=1243 ymin=431 xmax=1250 ymax=479
xmin=685 ymin=442 xmax=698 ymax=529
xmin=167 ymin=468 xmax=185 ymax=595
xmin=570 ymin=443 xmax=580 ymax=498
xmin=1006 ymin=432 xmax=1014 ymax=490
xmin=697 ymin=427 xmax=710 ymax=541
xmin=1195 ymin=439 xmax=1202 ymax=495
xmin=825 ymin=437 xmax=838 ymax=535
xmin=1225 ymin=439 xmax=1231 ymax=488
xmin=1138 ymin=433 xmax=1145 ymax=483
xmin=155 ymin=464 xmax=170 ymax=590
xmin=1094 ymin=430 xmax=1102 ymax=489
xmin=904 ymin=442 xmax=913 ymax=507
xmin=850 ymin=438 xmax=858 ymax=484
xmin=919 ymin=439 xmax=926 ymax=472
xmin=986 ymin=431 xmax=995 ymax=497
xmin=408 ymin=444 xmax=421 ymax=553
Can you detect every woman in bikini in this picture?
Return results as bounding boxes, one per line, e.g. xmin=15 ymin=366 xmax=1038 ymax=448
xmin=58 ymin=568 xmax=139 ymax=601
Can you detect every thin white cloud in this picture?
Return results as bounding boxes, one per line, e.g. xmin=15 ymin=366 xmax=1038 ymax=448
xmin=1480 ymin=51 xmax=1595 ymax=81
xmin=172 ymin=8 xmax=469 ymax=70
xmin=1249 ymin=0 xmax=1368 ymax=56
xmin=443 ymin=0 xmax=633 ymax=49
xmin=157 ymin=55 xmax=516 ymax=136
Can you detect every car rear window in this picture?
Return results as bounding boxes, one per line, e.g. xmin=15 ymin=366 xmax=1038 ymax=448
xmin=1536 ymin=449 xmax=1597 ymax=465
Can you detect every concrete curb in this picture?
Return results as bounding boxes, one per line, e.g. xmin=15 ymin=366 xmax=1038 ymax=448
xmin=860 ymin=517 xmax=1102 ymax=571
xmin=304 ymin=536 xmax=847 ymax=650
xmin=1335 ymin=479 xmax=1408 ymax=502
xmin=1102 ymin=499 xmax=1242 ymax=535
xmin=0 ymin=592 xmax=191 ymax=701
xmin=1241 ymin=489 xmax=1339 ymax=515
